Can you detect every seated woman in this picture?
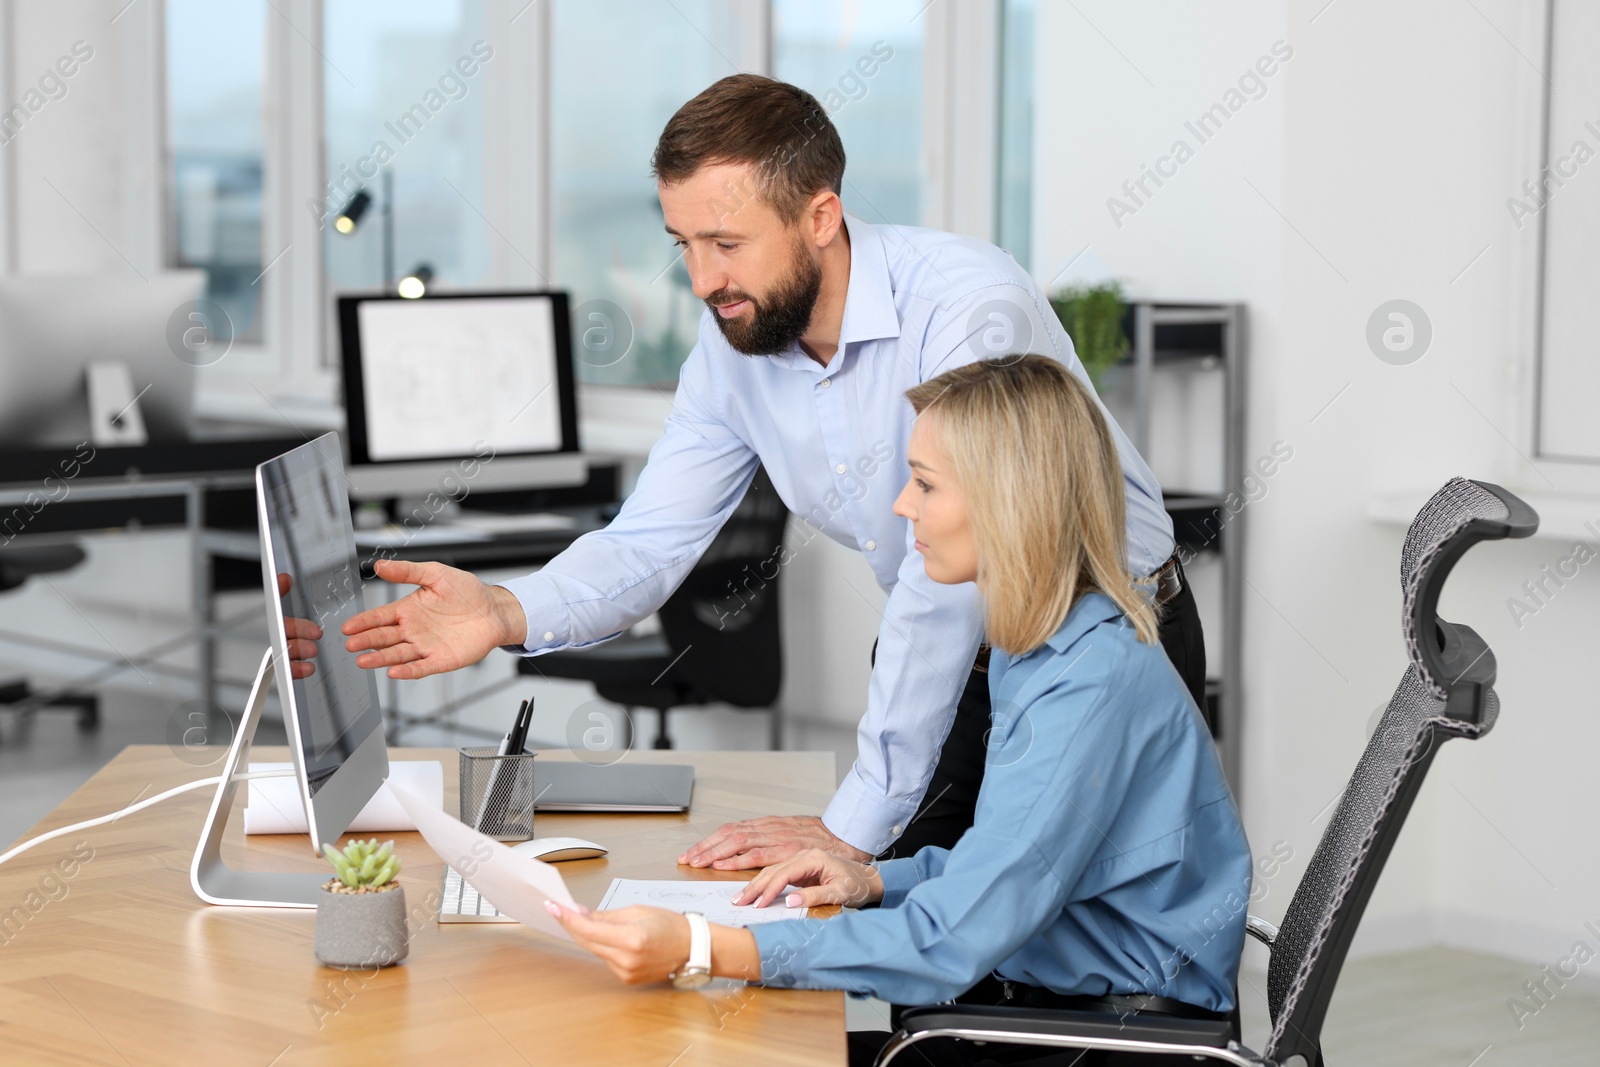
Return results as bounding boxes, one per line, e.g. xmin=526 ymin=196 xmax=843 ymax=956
xmin=548 ymin=355 xmax=1252 ymax=1066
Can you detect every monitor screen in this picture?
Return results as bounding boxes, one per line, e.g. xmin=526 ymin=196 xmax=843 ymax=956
xmin=344 ymin=293 xmax=573 ymax=464
xmin=258 ymin=435 xmax=385 ymax=800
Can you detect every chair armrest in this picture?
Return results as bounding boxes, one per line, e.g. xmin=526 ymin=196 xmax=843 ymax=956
xmin=1245 ymin=915 xmax=1279 ymax=946
xmin=877 ymin=1004 xmax=1266 ymax=1067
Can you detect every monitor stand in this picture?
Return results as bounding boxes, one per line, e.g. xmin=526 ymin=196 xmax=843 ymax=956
xmin=190 ymin=648 xmax=328 ymax=908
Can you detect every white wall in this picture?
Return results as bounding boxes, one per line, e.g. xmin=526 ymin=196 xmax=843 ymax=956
xmin=6 ymin=1 xmax=162 ymax=276
xmin=1036 ymin=0 xmax=1599 ymax=965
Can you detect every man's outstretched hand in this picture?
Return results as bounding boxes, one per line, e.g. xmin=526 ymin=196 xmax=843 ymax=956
xmin=341 ymin=558 xmax=528 ymax=680
xmin=677 ymin=815 xmax=872 ymax=871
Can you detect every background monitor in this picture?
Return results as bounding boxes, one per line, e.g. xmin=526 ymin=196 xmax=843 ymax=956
xmin=257 ymin=432 xmax=388 ymax=852
xmin=338 ymin=290 xmax=584 ymax=498
xmin=0 ymin=271 xmax=206 ymax=446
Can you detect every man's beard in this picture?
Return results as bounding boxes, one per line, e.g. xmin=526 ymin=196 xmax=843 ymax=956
xmin=705 ymin=237 xmax=823 ymax=356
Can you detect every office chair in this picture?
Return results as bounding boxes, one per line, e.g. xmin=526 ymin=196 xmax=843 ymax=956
xmin=519 ymin=466 xmax=789 ymax=750
xmin=0 ymin=543 xmax=100 ymax=739
xmin=877 ymin=477 xmax=1538 ymax=1067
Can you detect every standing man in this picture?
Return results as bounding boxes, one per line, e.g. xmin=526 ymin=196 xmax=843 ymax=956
xmin=341 ymin=74 xmax=1203 ymax=869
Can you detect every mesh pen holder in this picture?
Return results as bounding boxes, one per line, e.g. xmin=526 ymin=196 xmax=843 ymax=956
xmin=458 ymin=748 xmax=537 ymax=841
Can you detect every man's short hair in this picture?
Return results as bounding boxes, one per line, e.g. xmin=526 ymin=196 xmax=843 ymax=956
xmin=651 ymin=74 xmax=846 ymax=224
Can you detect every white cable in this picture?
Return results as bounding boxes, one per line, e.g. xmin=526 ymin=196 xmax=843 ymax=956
xmin=0 ymin=768 xmax=296 ymax=868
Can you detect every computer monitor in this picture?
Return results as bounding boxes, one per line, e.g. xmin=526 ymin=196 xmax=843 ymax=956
xmin=258 ymin=433 xmax=390 ymax=843
xmin=0 ymin=271 xmax=205 ymax=446
xmin=192 ymin=433 xmax=389 ymax=908
xmin=337 ymin=290 xmax=584 ymax=498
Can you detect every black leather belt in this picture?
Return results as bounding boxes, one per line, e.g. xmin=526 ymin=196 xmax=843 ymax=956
xmin=1150 ymin=552 xmax=1184 ymax=607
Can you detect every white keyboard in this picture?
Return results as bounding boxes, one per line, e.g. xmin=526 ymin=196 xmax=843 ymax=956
xmin=449 ymin=511 xmax=577 ymax=534
xmin=438 ymin=867 xmax=516 ymax=923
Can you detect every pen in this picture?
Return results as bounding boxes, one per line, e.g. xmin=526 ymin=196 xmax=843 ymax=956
xmin=499 ymin=699 xmax=527 ymax=756
xmin=508 ymin=694 xmax=535 ymax=754
xmin=473 ymin=699 xmax=529 ymax=830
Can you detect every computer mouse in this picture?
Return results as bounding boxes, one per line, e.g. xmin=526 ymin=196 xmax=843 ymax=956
xmin=510 ymin=837 xmax=608 ymax=862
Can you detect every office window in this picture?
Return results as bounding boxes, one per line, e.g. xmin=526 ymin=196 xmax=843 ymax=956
xmin=996 ymin=0 xmax=1034 ymax=275
xmin=166 ymin=0 xmax=268 ymax=340
xmin=550 ymin=0 xmax=750 ymax=388
xmin=322 ymin=0 xmax=491 ymax=293
xmin=774 ymin=0 xmax=925 ymax=228
xmin=160 ymin=1 xmax=976 ymax=394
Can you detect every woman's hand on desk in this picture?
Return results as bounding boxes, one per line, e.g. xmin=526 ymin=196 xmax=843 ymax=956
xmin=734 ymin=849 xmax=884 ymax=910
xmin=678 ymin=815 xmax=872 ymax=870
xmin=341 ymin=558 xmax=528 ymax=679
xmin=546 ymin=903 xmax=762 ymax=984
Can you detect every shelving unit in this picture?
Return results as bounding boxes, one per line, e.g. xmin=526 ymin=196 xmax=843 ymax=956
xmin=1110 ymin=302 xmax=1246 ymax=791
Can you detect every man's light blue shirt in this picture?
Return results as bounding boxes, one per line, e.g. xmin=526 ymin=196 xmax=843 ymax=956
xmin=750 ymin=593 xmax=1252 ymax=1010
xmin=499 ymin=215 xmax=1175 ymax=854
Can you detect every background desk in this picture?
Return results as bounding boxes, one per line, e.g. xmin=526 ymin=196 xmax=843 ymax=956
xmin=0 ymin=436 xmax=297 ymax=725
xmin=0 ymin=746 xmax=845 ymax=1066
xmin=0 ymin=440 xmax=618 ymax=729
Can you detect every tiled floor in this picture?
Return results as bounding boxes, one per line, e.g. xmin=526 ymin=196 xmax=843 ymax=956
xmin=1268 ymin=946 xmax=1600 ymax=1066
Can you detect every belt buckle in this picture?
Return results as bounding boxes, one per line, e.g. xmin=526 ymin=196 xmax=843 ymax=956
xmin=1151 ymin=554 xmax=1182 ymax=607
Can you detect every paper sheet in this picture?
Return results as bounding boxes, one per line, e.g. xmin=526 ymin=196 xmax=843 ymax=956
xmin=389 ymin=782 xmax=577 ymax=939
xmin=598 ymin=879 xmax=808 ymax=926
xmin=243 ymin=760 xmax=444 ymax=835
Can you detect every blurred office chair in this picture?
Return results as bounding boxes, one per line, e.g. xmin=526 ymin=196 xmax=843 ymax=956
xmin=518 ymin=467 xmax=789 ymax=750
xmin=877 ymin=478 xmax=1538 ymax=1067
xmin=0 ymin=544 xmax=100 ymax=739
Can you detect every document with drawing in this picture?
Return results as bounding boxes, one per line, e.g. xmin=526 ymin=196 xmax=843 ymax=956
xmin=598 ymin=879 xmax=808 ymax=926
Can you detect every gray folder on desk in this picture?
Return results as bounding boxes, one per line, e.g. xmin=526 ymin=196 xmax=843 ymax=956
xmin=533 ymin=762 xmax=694 ymax=813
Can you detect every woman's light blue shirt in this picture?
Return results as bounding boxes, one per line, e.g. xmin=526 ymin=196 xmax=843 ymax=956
xmin=750 ymin=593 xmax=1252 ymax=1011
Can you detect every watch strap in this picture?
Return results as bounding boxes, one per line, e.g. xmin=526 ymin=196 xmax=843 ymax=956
xmin=684 ymin=910 xmax=711 ymax=973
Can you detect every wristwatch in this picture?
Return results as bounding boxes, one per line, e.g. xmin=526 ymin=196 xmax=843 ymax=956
xmin=670 ymin=911 xmax=712 ymax=990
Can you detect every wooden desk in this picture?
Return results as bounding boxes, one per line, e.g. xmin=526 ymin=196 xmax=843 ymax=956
xmin=0 ymin=746 xmax=846 ymax=1066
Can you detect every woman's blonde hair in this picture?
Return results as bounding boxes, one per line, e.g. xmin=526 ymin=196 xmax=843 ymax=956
xmin=905 ymin=355 xmax=1159 ymax=654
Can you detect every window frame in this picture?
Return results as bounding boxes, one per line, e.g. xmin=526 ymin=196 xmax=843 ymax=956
xmin=133 ymin=1 xmax=1007 ymax=413
xmin=1512 ymin=0 xmax=1600 ymax=494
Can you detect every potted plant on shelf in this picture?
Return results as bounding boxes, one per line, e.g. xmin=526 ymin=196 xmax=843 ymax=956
xmin=1049 ymin=282 xmax=1130 ymax=388
xmin=314 ymin=838 xmax=408 ymax=969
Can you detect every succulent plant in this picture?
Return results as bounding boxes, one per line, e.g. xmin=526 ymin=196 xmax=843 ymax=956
xmin=321 ymin=838 xmax=401 ymax=891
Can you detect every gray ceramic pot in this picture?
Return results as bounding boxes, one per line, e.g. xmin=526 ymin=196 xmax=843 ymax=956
xmin=314 ymin=882 xmax=409 ymax=969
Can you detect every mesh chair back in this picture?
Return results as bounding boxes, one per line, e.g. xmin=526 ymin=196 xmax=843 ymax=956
xmin=1263 ymin=478 xmax=1536 ymax=1065
xmin=658 ymin=466 xmax=790 ymax=707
